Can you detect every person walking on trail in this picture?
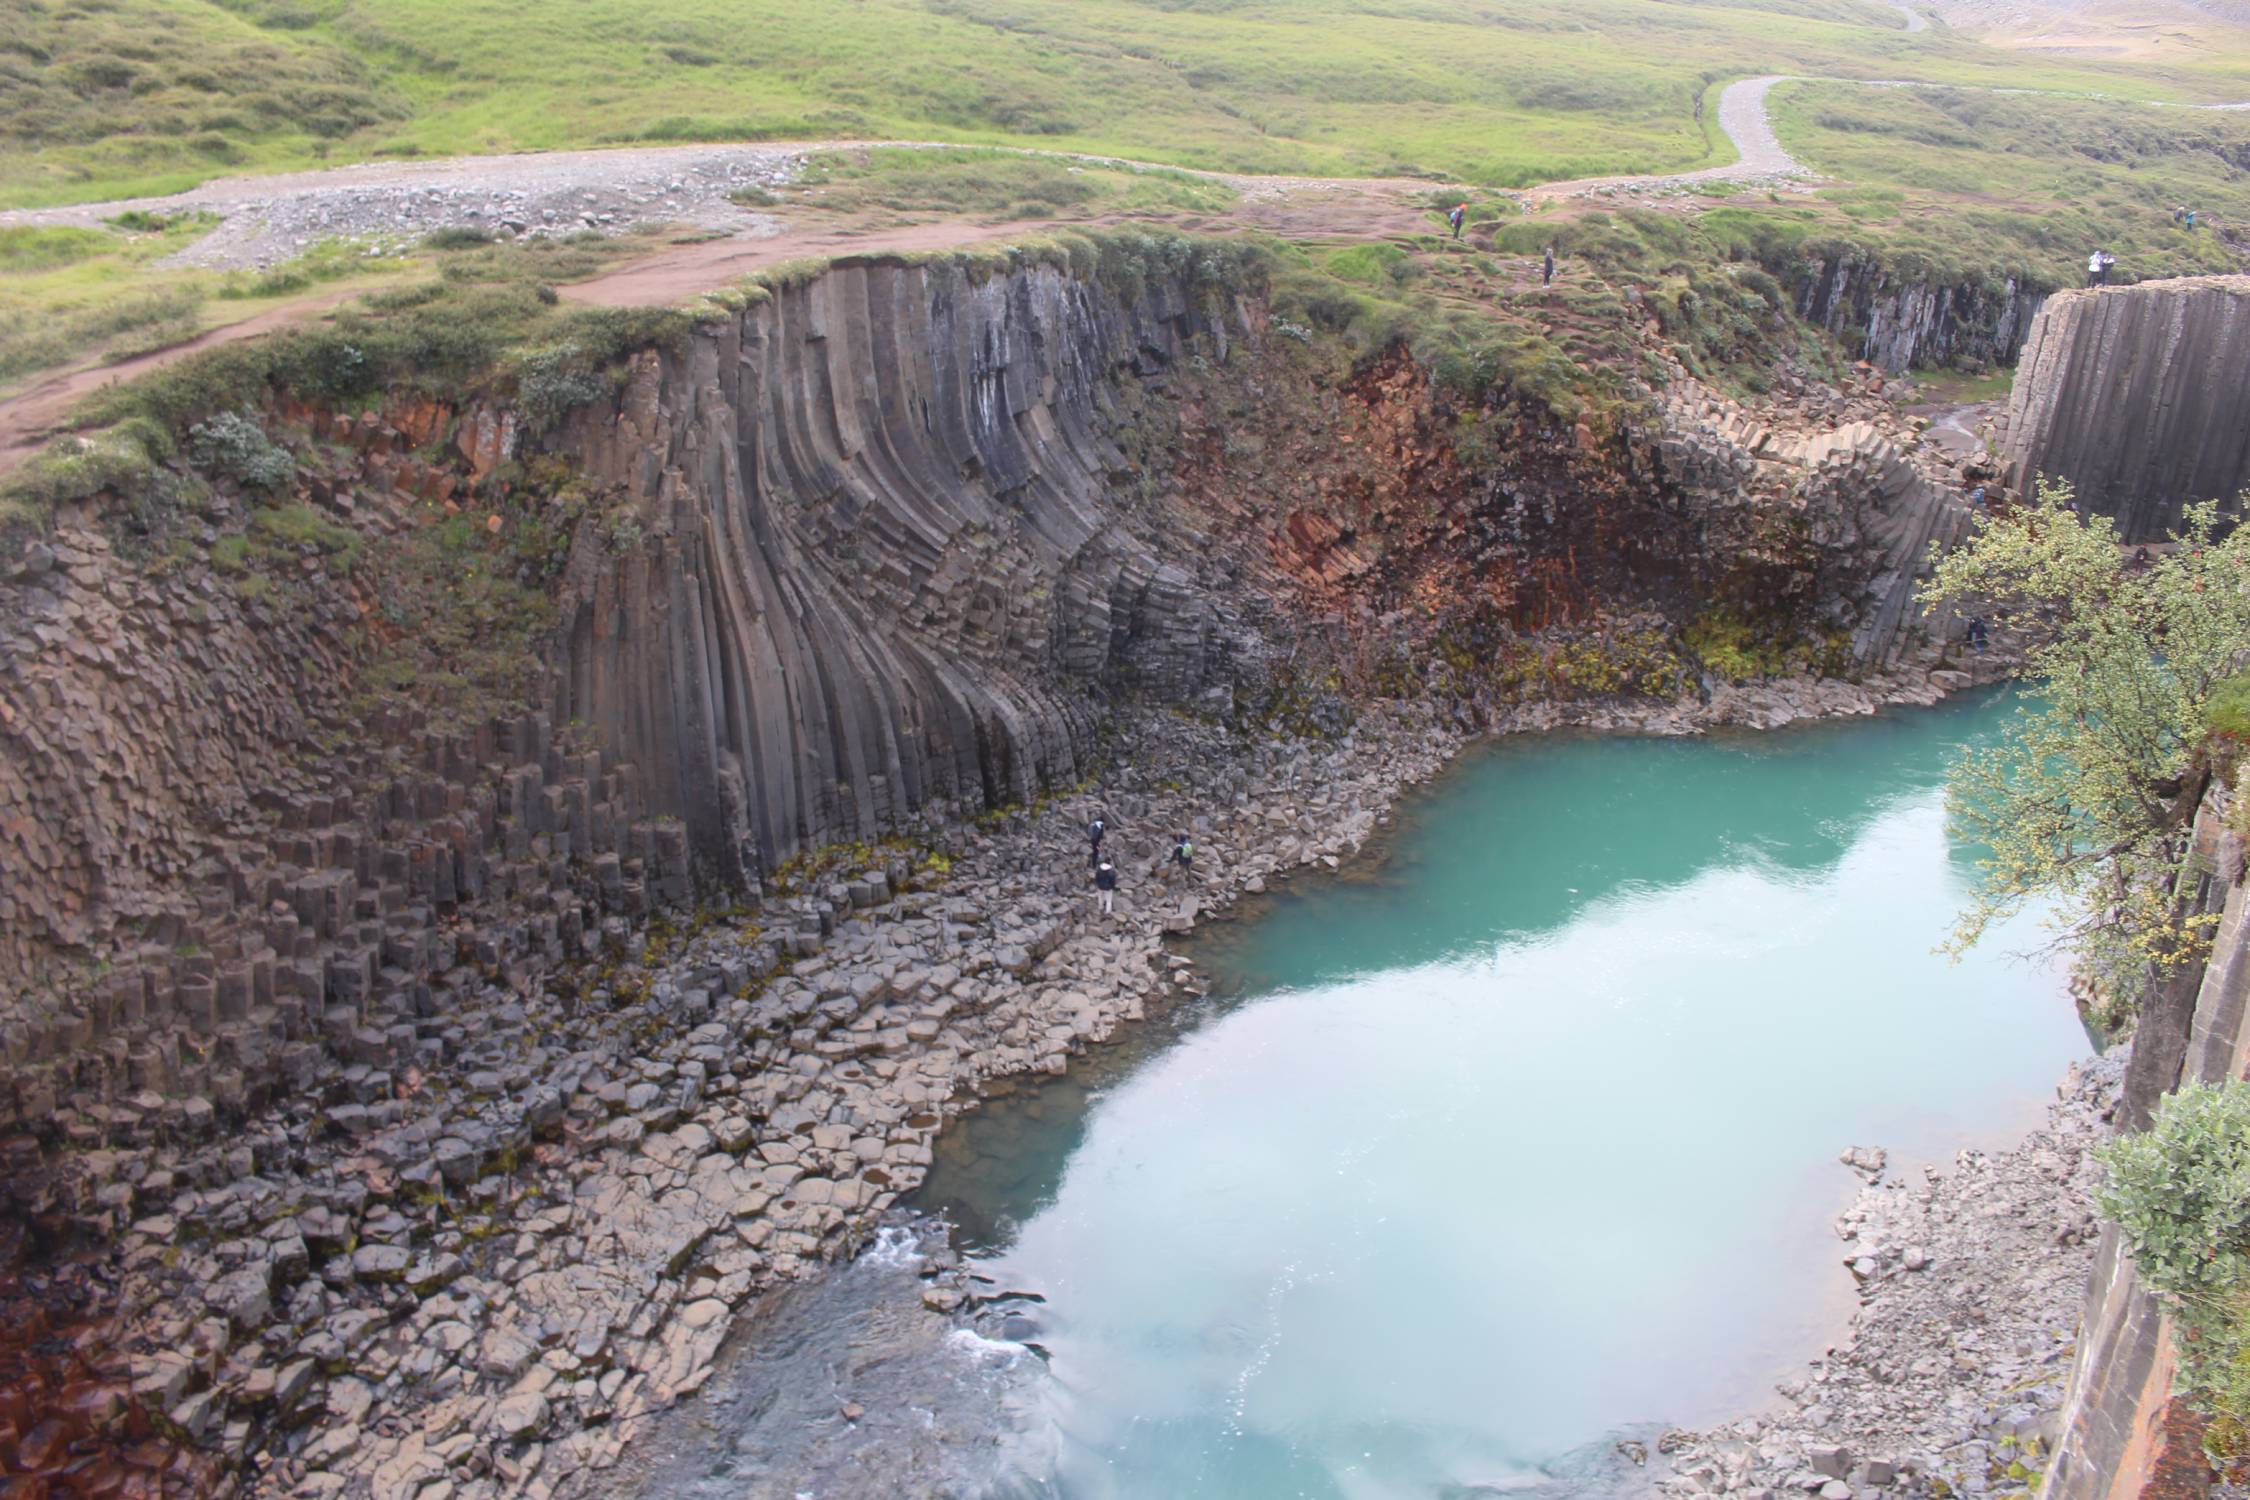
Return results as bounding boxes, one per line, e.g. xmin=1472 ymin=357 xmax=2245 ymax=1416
xmin=1172 ymin=833 xmax=1194 ymax=881
xmin=1095 ymin=858 xmax=1118 ymax=915
xmin=1447 ymin=203 xmax=1466 ymax=240
xmin=1542 ymin=246 xmax=1556 ymax=286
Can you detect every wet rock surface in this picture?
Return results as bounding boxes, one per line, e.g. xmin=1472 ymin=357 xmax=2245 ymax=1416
xmin=1664 ymin=1054 xmax=2122 ymax=1500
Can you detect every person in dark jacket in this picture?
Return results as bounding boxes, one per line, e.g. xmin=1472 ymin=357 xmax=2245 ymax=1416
xmin=1089 ymin=815 xmax=1106 ymax=865
xmin=1172 ymin=833 xmax=1194 ymax=880
xmin=1542 ymin=246 xmax=1556 ymax=285
xmin=1095 ymin=859 xmax=1118 ymax=915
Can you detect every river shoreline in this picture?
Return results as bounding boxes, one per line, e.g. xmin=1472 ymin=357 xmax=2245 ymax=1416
xmin=49 ymin=655 xmax=2018 ymax=1500
xmin=1662 ymin=1053 xmax=2118 ymax=1500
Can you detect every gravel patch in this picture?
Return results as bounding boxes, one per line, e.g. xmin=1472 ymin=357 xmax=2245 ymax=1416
xmin=1663 ymin=1053 xmax=2120 ymax=1500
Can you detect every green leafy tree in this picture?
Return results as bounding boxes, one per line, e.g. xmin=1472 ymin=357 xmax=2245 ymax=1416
xmin=1919 ymin=482 xmax=2250 ymax=992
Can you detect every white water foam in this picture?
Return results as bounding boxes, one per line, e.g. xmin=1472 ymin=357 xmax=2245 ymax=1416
xmin=947 ymin=1327 xmax=1029 ymax=1366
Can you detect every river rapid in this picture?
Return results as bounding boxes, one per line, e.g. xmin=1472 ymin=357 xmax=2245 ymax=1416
xmin=627 ymin=693 xmax=2090 ymax=1500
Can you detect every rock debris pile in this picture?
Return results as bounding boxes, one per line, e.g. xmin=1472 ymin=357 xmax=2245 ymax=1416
xmin=42 ymin=704 xmax=1461 ymax=1500
xmin=1664 ymin=1054 xmax=2120 ymax=1500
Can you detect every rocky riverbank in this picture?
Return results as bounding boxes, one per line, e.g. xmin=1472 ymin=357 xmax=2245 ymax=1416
xmin=1662 ymin=1052 xmax=2121 ymax=1500
xmin=15 ymin=659 xmax=2005 ymax=1500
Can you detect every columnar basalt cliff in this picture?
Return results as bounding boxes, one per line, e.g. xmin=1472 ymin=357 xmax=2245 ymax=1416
xmin=0 ymin=248 xmax=1979 ymax=1151
xmin=2046 ymin=783 xmax=2249 ymax=1500
xmin=542 ymin=259 xmax=1255 ymax=890
xmin=1793 ymin=256 xmax=2047 ymax=374
xmin=2001 ymin=277 xmax=2250 ymax=538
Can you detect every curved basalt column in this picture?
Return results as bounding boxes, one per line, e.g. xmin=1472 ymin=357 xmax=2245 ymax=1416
xmin=2001 ymin=277 xmax=2250 ymax=540
xmin=547 ymin=258 xmax=1249 ymax=885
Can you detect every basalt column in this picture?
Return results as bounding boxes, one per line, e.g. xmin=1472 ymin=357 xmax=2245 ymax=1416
xmin=2000 ymin=277 xmax=2250 ymax=540
xmin=547 ymin=258 xmax=1248 ymax=886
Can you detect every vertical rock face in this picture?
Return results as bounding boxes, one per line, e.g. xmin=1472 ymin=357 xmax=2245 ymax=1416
xmin=2047 ymin=784 xmax=2250 ymax=1500
xmin=545 ymin=258 xmax=1253 ymax=885
xmin=2001 ymin=277 xmax=2250 ymax=539
xmin=1793 ymin=258 xmax=2045 ymax=373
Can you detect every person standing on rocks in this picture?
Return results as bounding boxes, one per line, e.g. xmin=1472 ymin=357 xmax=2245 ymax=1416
xmin=1089 ymin=815 xmax=1107 ymax=866
xmin=1542 ymin=245 xmax=1556 ymax=286
xmin=1095 ymin=858 xmax=1119 ymax=915
xmin=1172 ymin=833 xmax=1194 ymax=881
xmin=2086 ymin=250 xmax=2113 ymax=287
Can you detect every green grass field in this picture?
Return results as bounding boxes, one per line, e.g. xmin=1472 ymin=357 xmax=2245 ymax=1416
xmin=1767 ymin=81 xmax=2250 ymax=285
xmin=9 ymin=0 xmax=2250 ymax=208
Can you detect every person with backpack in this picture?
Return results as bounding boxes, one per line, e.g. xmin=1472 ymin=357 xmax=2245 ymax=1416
xmin=1447 ymin=203 xmax=1466 ymax=240
xmin=1172 ymin=833 xmax=1194 ymax=880
xmin=1095 ymin=858 xmax=1118 ymax=915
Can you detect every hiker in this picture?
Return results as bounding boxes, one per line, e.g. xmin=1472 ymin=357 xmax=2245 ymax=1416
xmin=1095 ymin=858 xmax=1118 ymax=915
xmin=1966 ymin=615 xmax=1988 ymax=654
xmin=1088 ymin=815 xmax=1107 ymax=863
xmin=1542 ymin=245 xmax=1556 ymax=286
xmin=2134 ymin=545 xmax=2153 ymax=568
xmin=2188 ymin=208 xmax=2199 ymax=230
xmin=1172 ymin=832 xmax=1194 ymax=880
xmin=1448 ymin=203 xmax=1466 ymax=239
xmin=1968 ymin=483 xmax=1986 ymax=509
xmin=2086 ymin=250 xmax=2115 ymax=287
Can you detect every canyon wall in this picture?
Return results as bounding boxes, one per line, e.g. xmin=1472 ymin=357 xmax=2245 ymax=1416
xmin=1791 ymin=256 xmax=2046 ymax=373
xmin=541 ymin=257 xmax=1255 ymax=889
xmin=0 ymin=248 xmax=1974 ymax=1145
xmin=2048 ymin=783 xmax=2250 ymax=1500
xmin=2000 ymin=277 xmax=2250 ymax=539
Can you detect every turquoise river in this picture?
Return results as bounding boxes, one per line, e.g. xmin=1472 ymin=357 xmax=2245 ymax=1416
xmin=632 ymin=691 xmax=2092 ymax=1500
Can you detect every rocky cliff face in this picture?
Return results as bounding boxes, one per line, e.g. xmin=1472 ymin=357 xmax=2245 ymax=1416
xmin=2047 ymin=782 xmax=2249 ymax=1500
xmin=0 ymin=248 xmax=1977 ymax=1147
xmin=1792 ymin=256 xmax=2045 ymax=374
xmin=2000 ymin=277 xmax=2250 ymax=539
xmin=539 ymin=258 xmax=1256 ymax=890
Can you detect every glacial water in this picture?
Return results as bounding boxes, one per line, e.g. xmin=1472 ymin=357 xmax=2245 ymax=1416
xmin=633 ymin=692 xmax=2090 ymax=1500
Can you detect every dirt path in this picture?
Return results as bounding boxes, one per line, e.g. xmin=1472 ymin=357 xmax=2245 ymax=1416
xmin=0 ymin=75 xmax=1819 ymax=473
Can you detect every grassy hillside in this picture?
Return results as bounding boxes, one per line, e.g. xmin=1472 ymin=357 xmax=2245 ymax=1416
xmin=8 ymin=0 xmax=2250 ymax=207
xmin=0 ymin=0 xmax=406 ymax=205
xmin=1767 ymin=81 xmax=2250 ymax=284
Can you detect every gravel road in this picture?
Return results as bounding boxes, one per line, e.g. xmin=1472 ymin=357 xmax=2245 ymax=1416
xmin=0 ymin=143 xmax=808 ymax=269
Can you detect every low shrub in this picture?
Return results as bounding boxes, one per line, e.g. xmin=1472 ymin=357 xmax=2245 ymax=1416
xmin=2096 ymin=1080 xmax=2250 ymax=1461
xmin=187 ymin=409 xmax=295 ymax=491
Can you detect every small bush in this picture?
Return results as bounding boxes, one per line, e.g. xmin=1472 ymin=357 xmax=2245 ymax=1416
xmin=187 ymin=410 xmax=296 ymax=491
xmin=422 ymin=226 xmax=494 ymax=250
xmin=2096 ymin=1080 xmax=2250 ymax=1459
xmin=2207 ymin=671 xmax=2250 ymax=743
